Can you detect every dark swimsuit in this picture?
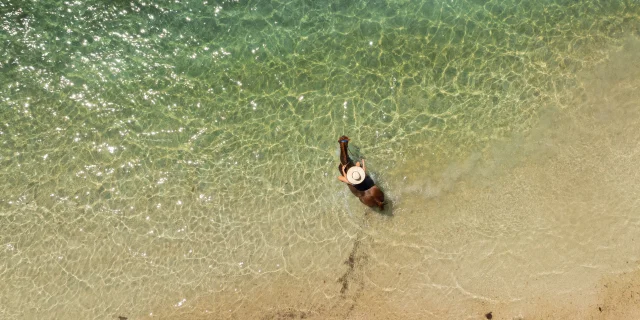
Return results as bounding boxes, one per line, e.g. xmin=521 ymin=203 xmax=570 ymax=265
xmin=353 ymin=175 xmax=375 ymax=191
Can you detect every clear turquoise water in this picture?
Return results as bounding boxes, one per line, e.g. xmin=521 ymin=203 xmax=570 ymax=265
xmin=2 ymin=0 xmax=640 ymax=319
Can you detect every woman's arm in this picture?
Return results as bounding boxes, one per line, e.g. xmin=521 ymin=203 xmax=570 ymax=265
xmin=338 ymin=164 xmax=350 ymax=184
xmin=356 ymin=159 xmax=366 ymax=172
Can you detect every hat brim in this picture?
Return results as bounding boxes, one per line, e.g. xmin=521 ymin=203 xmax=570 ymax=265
xmin=346 ymin=166 xmax=366 ymax=185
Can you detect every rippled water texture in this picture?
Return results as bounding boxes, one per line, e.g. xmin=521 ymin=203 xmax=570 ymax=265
xmin=2 ymin=0 xmax=640 ymax=319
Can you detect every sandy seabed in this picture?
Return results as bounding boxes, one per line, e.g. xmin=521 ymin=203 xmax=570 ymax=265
xmin=122 ymin=35 xmax=640 ymax=320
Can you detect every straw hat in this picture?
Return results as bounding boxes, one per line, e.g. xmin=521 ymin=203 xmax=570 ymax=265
xmin=346 ymin=166 xmax=366 ymax=185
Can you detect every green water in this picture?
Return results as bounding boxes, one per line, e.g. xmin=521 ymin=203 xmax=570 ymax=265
xmin=2 ymin=0 xmax=640 ymax=319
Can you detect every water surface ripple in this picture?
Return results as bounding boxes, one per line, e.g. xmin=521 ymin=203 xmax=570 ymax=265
xmin=1 ymin=0 xmax=640 ymax=318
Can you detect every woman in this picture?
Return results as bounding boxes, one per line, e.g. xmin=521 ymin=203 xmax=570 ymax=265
xmin=337 ymin=136 xmax=385 ymax=210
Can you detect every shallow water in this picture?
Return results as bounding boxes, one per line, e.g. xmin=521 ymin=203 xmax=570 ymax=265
xmin=1 ymin=0 xmax=640 ymax=319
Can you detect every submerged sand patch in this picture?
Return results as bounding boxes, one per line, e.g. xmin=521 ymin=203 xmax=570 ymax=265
xmin=131 ymin=35 xmax=640 ymax=320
